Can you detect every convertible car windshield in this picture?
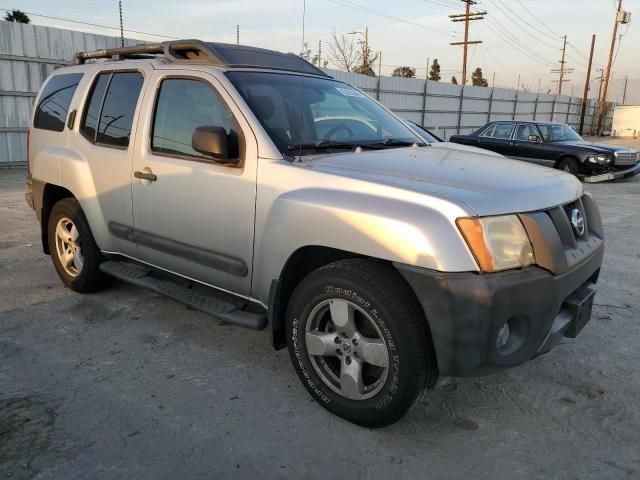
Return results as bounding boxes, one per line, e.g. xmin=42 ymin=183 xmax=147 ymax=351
xmin=226 ymin=71 xmax=423 ymax=156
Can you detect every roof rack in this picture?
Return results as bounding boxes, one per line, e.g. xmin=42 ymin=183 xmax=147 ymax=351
xmin=74 ymin=39 xmax=330 ymax=77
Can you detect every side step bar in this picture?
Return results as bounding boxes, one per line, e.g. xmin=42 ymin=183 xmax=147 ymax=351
xmin=99 ymin=261 xmax=267 ymax=330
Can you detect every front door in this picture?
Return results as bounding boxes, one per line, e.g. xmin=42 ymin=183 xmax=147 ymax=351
xmin=509 ymin=123 xmax=552 ymax=166
xmin=130 ymin=71 xmax=257 ymax=296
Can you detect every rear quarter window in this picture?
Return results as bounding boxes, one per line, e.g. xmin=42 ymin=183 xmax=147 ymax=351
xmin=33 ymin=73 xmax=84 ymax=132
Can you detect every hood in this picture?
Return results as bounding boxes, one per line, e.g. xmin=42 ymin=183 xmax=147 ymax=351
xmin=431 ymin=141 xmax=504 ymax=157
xmin=300 ymin=146 xmax=583 ymax=216
xmin=554 ymin=140 xmax=636 ymax=153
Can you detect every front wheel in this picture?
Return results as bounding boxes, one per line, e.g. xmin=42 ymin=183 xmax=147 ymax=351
xmin=286 ymin=259 xmax=438 ymax=427
xmin=557 ymin=157 xmax=580 ymax=176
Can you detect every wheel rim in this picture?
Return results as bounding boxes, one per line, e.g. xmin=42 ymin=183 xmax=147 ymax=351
xmin=54 ymin=217 xmax=84 ymax=277
xmin=563 ymin=164 xmax=571 ymax=172
xmin=305 ymin=298 xmax=390 ymax=400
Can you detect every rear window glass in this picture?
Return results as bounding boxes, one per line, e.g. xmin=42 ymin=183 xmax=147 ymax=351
xmin=33 ymin=73 xmax=83 ymax=132
xmin=80 ymin=71 xmax=144 ymax=148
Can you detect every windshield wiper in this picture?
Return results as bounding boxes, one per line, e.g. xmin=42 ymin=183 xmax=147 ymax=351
xmin=287 ymin=140 xmax=360 ymax=151
xmin=365 ymin=138 xmax=424 ymax=148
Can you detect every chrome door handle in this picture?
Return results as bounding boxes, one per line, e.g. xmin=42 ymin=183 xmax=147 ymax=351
xmin=134 ymin=170 xmax=157 ymax=182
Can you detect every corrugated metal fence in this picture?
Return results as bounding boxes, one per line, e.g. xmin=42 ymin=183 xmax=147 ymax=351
xmin=1 ymin=21 xmax=615 ymax=165
xmin=327 ymin=70 xmax=614 ymax=141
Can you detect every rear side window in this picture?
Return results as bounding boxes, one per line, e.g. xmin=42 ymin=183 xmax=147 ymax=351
xmin=151 ymin=78 xmax=236 ymax=160
xmin=80 ymin=71 xmax=144 ymax=148
xmin=33 ymin=73 xmax=83 ymax=132
xmin=485 ymin=122 xmax=514 ymax=139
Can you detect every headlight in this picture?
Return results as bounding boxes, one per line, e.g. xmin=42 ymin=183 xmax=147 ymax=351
xmin=587 ymin=153 xmax=611 ymax=164
xmin=457 ymin=215 xmax=535 ymax=272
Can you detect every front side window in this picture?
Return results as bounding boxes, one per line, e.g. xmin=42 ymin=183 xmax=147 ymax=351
xmin=80 ymin=71 xmax=144 ymax=147
xmin=151 ymin=78 xmax=236 ymax=160
xmin=537 ymin=123 xmax=583 ymax=142
xmin=33 ymin=73 xmax=83 ymax=132
xmin=514 ymin=124 xmax=539 ymax=141
xmin=226 ymin=71 xmax=423 ymax=156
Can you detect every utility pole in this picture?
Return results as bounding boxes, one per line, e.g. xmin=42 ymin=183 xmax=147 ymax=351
xmin=492 ymin=71 xmax=496 ymax=87
xmin=236 ymin=25 xmax=239 ymax=45
xmin=318 ymin=40 xmax=322 ymax=67
xmin=579 ymin=34 xmax=596 ymax=135
xmin=598 ymin=0 xmax=631 ymax=134
xmin=551 ymin=35 xmax=572 ymax=95
xmin=378 ymin=51 xmax=382 ymax=77
xmin=449 ymin=0 xmax=485 ymax=85
xmin=622 ymin=75 xmax=628 ymax=104
xmin=118 ymin=1 xmax=124 ymax=47
xmin=426 ymin=57 xmax=430 ymax=80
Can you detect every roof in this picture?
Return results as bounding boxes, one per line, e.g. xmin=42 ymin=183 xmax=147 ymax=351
xmin=73 ymin=39 xmax=329 ymax=77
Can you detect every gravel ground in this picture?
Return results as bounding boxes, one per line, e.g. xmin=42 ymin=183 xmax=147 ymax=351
xmin=1 ymin=164 xmax=639 ymax=480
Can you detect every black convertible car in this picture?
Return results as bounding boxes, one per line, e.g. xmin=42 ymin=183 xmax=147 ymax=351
xmin=449 ymin=121 xmax=640 ymax=182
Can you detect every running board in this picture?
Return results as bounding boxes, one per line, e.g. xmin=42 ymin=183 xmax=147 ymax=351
xmin=99 ymin=261 xmax=267 ymax=330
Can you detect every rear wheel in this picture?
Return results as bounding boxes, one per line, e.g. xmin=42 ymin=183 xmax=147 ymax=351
xmin=286 ymin=259 xmax=438 ymax=427
xmin=557 ymin=157 xmax=580 ymax=176
xmin=47 ymin=198 xmax=109 ymax=292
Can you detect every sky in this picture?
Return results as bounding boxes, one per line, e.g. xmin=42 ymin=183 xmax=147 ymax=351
xmin=7 ymin=0 xmax=639 ymax=102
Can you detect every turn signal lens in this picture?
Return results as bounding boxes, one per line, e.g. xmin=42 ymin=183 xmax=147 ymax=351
xmin=457 ymin=215 xmax=535 ymax=273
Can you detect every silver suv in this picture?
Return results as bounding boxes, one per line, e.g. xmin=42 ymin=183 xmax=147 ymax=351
xmin=26 ymin=40 xmax=604 ymax=427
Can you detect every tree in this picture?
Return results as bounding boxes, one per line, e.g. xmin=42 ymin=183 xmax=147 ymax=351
xmin=327 ymin=30 xmax=359 ymax=72
xmin=471 ymin=67 xmax=489 ymax=87
xmin=4 ymin=10 xmax=30 ymax=23
xmin=451 ymin=76 xmax=458 ymax=85
xmin=392 ymin=66 xmax=416 ymax=78
xmin=353 ymin=64 xmax=376 ymax=77
xmin=428 ymin=59 xmax=441 ymax=81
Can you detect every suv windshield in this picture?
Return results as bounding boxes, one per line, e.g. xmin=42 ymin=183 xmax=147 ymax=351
xmin=537 ymin=123 xmax=583 ymax=142
xmin=226 ymin=71 xmax=423 ymax=156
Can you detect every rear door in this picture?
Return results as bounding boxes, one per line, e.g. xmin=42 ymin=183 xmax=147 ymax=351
xmin=68 ymin=66 xmax=150 ymax=257
xmin=130 ymin=70 xmax=258 ymax=296
xmin=476 ymin=122 xmax=515 ymax=155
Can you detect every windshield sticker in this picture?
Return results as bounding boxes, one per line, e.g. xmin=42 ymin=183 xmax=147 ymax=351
xmin=335 ymin=87 xmax=366 ymax=98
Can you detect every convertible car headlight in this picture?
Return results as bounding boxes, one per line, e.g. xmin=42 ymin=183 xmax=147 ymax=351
xmin=588 ymin=153 xmax=611 ymax=164
xmin=457 ymin=215 xmax=535 ymax=272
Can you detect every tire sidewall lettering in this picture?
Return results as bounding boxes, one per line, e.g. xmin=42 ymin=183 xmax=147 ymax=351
xmin=291 ymin=284 xmax=401 ymax=410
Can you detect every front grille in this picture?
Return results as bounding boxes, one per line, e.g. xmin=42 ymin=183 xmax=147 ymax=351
xmin=615 ymin=151 xmax=638 ymax=166
xmin=519 ymin=194 xmax=604 ymax=275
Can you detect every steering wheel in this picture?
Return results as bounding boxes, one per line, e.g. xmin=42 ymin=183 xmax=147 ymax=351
xmin=322 ymin=125 xmax=354 ymax=141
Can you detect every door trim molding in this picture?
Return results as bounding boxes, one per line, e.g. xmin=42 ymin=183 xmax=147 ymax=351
xmin=108 ymin=222 xmax=248 ymax=277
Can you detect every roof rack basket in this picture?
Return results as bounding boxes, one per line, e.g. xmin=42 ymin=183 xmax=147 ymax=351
xmin=73 ymin=39 xmax=330 ymax=77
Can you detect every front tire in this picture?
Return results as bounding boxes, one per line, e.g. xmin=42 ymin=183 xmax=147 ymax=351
xmin=557 ymin=157 xmax=580 ymax=176
xmin=47 ymin=198 xmax=109 ymax=293
xmin=286 ymin=259 xmax=438 ymax=427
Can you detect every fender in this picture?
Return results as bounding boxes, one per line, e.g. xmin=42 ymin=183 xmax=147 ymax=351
xmin=251 ymin=175 xmax=479 ymax=305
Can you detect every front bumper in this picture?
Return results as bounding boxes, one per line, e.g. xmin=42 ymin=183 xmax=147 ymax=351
xmin=395 ymin=243 xmax=603 ymax=377
xmin=583 ymin=162 xmax=640 ymax=183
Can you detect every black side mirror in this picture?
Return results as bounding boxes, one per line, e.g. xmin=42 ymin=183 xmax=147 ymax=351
xmin=528 ymin=134 xmax=542 ymax=143
xmin=192 ymin=126 xmax=239 ymax=164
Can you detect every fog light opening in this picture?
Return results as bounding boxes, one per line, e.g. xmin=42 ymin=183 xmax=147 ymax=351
xmin=496 ymin=315 xmax=530 ymax=356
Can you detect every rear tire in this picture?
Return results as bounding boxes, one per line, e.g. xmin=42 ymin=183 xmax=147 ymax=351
xmin=286 ymin=259 xmax=438 ymax=427
xmin=47 ymin=198 xmax=110 ymax=293
xmin=557 ymin=157 xmax=580 ymax=176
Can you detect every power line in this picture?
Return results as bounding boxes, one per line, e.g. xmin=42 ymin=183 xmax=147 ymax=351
xmin=483 ymin=15 xmax=556 ymax=68
xmin=0 ymin=7 xmax=177 ymax=39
